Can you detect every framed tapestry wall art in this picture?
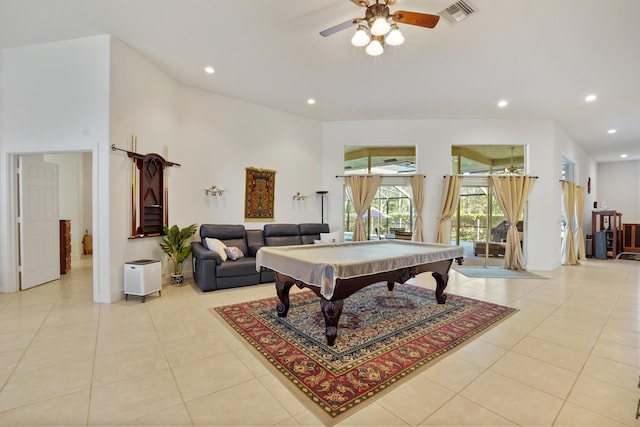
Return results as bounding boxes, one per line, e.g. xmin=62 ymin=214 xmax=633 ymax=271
xmin=245 ymin=167 xmax=276 ymax=221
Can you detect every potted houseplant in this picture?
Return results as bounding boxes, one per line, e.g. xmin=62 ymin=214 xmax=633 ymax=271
xmin=159 ymin=223 xmax=198 ymax=285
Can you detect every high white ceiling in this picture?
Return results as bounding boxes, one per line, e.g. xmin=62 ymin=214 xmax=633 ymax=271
xmin=1 ymin=0 xmax=639 ymax=163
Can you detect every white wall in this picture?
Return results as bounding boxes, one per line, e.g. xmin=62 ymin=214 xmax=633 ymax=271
xmin=597 ymin=160 xmax=640 ymax=224
xmin=0 ymin=36 xmax=110 ymax=299
xmin=322 ymin=119 xmax=590 ymax=271
xmin=176 ymin=87 xmax=323 ymax=229
xmin=43 ymin=152 xmax=90 ymax=259
xmin=81 ymin=152 xmax=93 ymax=238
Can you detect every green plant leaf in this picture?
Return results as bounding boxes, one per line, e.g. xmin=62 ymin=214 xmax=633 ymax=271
xmin=160 ymin=223 xmax=197 ymax=274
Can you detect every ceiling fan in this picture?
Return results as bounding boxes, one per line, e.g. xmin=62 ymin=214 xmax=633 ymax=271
xmin=500 ymin=147 xmax=524 ymax=175
xmin=320 ymin=0 xmax=440 ymax=56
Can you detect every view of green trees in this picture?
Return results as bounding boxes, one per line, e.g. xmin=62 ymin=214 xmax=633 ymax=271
xmin=451 ymin=187 xmax=505 ymax=243
xmin=342 ymin=184 xmax=512 ymax=243
xmin=344 ymin=185 xmax=413 ymax=240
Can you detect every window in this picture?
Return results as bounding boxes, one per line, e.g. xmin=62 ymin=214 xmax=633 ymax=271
xmin=344 ymin=146 xmax=415 ymax=175
xmin=343 ymin=146 xmax=416 ymax=241
xmin=560 ymin=156 xmax=576 ymax=241
xmin=452 ymin=145 xmax=525 ymax=175
xmin=562 ymin=156 xmax=575 ymax=182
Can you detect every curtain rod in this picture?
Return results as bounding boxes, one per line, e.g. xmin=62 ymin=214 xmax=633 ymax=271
xmin=443 ymin=174 xmax=539 ymax=178
xmin=336 ymin=174 xmax=425 ymax=178
xmin=559 ymin=179 xmax=584 ymax=186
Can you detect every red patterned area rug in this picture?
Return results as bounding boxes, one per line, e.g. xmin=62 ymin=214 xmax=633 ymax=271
xmin=214 ymin=282 xmax=516 ymax=421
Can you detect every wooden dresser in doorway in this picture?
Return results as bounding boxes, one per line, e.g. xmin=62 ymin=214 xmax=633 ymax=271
xmin=60 ymin=219 xmax=71 ymax=274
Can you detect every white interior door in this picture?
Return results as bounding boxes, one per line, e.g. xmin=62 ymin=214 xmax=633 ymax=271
xmin=19 ymin=156 xmax=60 ymax=290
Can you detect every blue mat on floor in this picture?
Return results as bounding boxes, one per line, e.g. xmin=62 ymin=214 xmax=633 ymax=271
xmin=453 ymin=267 xmax=546 ymax=279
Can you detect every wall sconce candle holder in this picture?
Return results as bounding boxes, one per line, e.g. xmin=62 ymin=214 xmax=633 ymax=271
xmin=293 ymin=192 xmax=307 ymax=201
xmin=205 ymin=185 xmax=225 ymax=196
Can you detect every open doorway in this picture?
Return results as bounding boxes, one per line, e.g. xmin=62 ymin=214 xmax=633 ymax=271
xmin=19 ymin=152 xmax=93 ymax=290
xmin=3 ymin=148 xmax=97 ymax=298
xmin=452 ymin=183 xmax=507 ymax=267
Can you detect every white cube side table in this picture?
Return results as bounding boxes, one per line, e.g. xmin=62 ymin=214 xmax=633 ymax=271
xmin=124 ymin=259 xmax=161 ymax=303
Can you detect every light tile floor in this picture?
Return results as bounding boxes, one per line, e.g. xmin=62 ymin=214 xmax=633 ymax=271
xmin=0 ymin=256 xmax=638 ymax=426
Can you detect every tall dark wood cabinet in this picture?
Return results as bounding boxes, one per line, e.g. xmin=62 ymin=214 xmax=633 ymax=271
xmin=624 ymin=224 xmax=640 ymax=252
xmin=60 ymin=219 xmax=71 ymax=274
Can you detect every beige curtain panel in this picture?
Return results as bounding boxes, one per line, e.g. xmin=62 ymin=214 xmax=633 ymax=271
xmin=345 ymin=175 xmax=382 ymax=242
xmin=489 ymin=175 xmax=536 ymax=270
xmin=561 ymin=181 xmax=578 ymax=265
xmin=436 ymin=175 xmax=462 ymax=244
xmin=408 ymin=175 xmax=425 ymax=242
xmin=574 ymin=185 xmax=586 ymax=260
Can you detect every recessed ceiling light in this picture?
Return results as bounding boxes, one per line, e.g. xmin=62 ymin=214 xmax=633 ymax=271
xmin=204 ymin=66 xmax=215 ymax=74
xmin=620 ymin=154 xmax=628 ymax=158
xmin=585 ymin=94 xmax=597 ymax=102
xmin=497 ymin=100 xmax=508 ymax=108
xmin=607 ymin=129 xmax=616 ymax=134
xmin=307 ymin=98 xmax=316 ymax=105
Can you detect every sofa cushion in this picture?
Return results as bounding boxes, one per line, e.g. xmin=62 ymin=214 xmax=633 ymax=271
xmin=205 ymin=238 xmax=228 ymax=261
xmin=246 ymin=229 xmax=266 ymax=257
xmin=224 ymin=246 xmax=244 ymax=261
xmin=200 ymin=224 xmax=248 ymax=255
xmin=320 ymin=232 xmax=340 ymax=243
xmin=216 ymin=257 xmax=257 ymax=278
xmin=263 ymin=223 xmax=302 ymax=246
xmin=299 ymin=223 xmax=330 ymax=244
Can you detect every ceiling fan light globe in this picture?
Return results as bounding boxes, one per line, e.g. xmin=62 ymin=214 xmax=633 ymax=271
xmin=366 ymin=39 xmax=384 ymax=56
xmin=386 ymin=28 xmax=404 ymax=46
xmin=370 ymin=17 xmax=391 ymax=36
xmin=351 ymin=28 xmax=370 ymax=47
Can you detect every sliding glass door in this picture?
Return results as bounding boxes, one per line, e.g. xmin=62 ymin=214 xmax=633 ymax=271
xmin=451 ymin=145 xmax=526 ymax=267
xmin=452 ymin=182 xmax=505 ymax=267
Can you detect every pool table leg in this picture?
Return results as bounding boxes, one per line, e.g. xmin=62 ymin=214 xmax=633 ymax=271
xmin=275 ymin=275 xmax=295 ymax=317
xmin=320 ymin=297 xmax=344 ymax=346
xmin=433 ymin=271 xmax=448 ymax=304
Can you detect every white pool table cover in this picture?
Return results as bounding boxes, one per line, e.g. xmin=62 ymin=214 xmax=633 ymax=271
xmin=256 ymin=240 xmax=464 ymax=299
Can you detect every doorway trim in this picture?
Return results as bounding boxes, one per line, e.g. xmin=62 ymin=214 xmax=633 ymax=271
xmin=0 ymin=142 xmax=103 ymax=301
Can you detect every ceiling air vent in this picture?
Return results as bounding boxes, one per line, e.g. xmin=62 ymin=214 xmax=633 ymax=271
xmin=440 ymin=0 xmax=477 ymax=23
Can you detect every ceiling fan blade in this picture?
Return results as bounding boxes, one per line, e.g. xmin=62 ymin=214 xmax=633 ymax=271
xmin=319 ymin=18 xmax=359 ymax=37
xmin=392 ymin=10 xmax=440 ymax=28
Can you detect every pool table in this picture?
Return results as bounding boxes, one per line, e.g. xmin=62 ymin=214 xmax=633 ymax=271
xmin=256 ymin=240 xmax=465 ymax=346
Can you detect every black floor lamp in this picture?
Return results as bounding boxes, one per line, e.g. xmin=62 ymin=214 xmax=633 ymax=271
xmin=316 ymin=191 xmax=328 ymax=223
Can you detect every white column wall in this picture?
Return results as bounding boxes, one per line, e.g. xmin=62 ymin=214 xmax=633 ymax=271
xmin=108 ymin=38 xmax=180 ymax=297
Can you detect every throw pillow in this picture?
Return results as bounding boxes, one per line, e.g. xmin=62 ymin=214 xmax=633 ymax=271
xmin=224 ymin=246 xmax=244 ymax=261
xmin=205 ymin=237 xmax=228 ymax=262
xmin=320 ymin=232 xmax=339 ymax=243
